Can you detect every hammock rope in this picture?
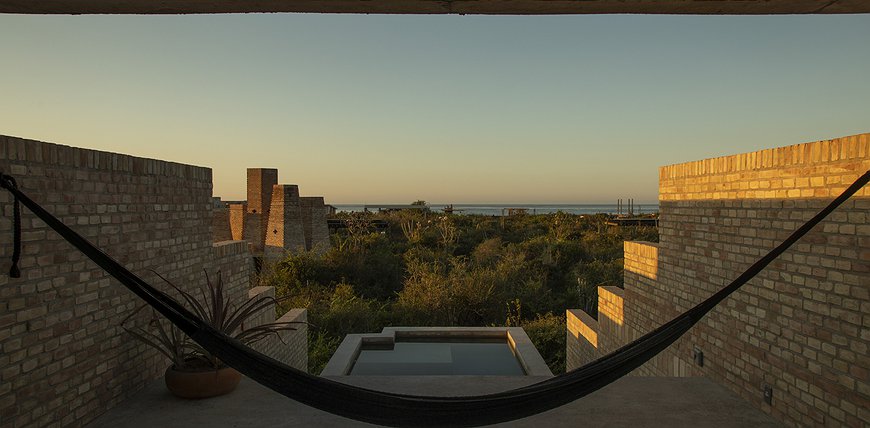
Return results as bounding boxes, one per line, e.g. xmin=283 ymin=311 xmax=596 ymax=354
xmin=1 ymin=169 xmax=867 ymax=427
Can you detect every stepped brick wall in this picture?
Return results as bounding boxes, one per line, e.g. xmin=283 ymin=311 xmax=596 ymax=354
xmin=0 ymin=135 xmax=307 ymax=428
xmin=567 ymin=133 xmax=870 ymax=427
xmin=246 ymin=286 xmax=308 ymax=370
xmin=565 ymin=309 xmax=597 ymax=370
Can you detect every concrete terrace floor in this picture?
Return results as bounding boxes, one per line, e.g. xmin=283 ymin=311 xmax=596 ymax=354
xmin=87 ymin=375 xmax=782 ymax=427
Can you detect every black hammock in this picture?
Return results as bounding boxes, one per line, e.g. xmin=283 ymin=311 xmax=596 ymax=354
xmin=1 ymin=170 xmax=868 ymax=427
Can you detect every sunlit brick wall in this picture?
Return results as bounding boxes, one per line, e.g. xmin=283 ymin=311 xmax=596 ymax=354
xmin=566 ymin=309 xmax=598 ymax=370
xmin=567 ymin=133 xmax=869 ymax=427
xmin=623 ymin=241 xmax=658 ymax=280
xmin=228 ymin=203 xmax=246 ymax=241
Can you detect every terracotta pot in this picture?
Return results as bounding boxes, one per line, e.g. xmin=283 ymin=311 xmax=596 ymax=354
xmin=164 ymin=366 xmax=242 ymax=399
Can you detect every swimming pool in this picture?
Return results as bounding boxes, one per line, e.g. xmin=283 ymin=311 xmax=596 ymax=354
xmin=321 ymin=327 xmax=553 ymax=377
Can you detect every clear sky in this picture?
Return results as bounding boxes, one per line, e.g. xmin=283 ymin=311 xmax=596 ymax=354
xmin=1 ymin=13 xmax=868 ymax=203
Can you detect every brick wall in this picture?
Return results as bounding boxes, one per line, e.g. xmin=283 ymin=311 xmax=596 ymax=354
xmin=567 ymin=133 xmax=869 ymax=427
xmin=246 ymin=286 xmax=308 ymax=372
xmin=659 ymin=135 xmax=869 ymax=201
xmin=212 ymin=240 xmax=254 ymax=303
xmin=212 ymin=208 xmax=232 ymax=242
xmin=246 ymin=168 xmax=276 ymax=252
xmin=246 ymin=168 xmax=277 ymax=216
xmin=265 ymin=185 xmax=306 ymax=258
xmin=228 ymin=204 xmax=246 ymax=242
xmin=623 ymin=241 xmax=658 ymax=280
xmin=0 ymin=136 xmax=307 ymax=427
xmin=300 ymin=197 xmax=330 ymax=253
xmin=565 ymin=309 xmax=597 ymax=370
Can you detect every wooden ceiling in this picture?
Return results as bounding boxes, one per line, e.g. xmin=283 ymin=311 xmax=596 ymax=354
xmin=0 ymin=0 xmax=867 ymax=15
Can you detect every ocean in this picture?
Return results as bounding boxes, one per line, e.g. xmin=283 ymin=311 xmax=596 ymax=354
xmin=332 ymin=203 xmax=659 ymax=216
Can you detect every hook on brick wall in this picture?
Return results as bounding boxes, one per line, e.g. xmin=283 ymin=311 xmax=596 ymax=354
xmin=762 ymin=384 xmax=773 ymax=405
xmin=692 ymin=346 xmax=704 ymax=367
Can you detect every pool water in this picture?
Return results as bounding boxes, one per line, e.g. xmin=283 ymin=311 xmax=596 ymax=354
xmin=350 ymin=339 xmax=525 ymax=376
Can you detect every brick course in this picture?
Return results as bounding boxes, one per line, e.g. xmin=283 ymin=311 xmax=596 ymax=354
xmin=567 ymin=133 xmax=869 ymax=427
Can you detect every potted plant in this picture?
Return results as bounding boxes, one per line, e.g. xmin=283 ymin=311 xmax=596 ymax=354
xmin=123 ymin=270 xmax=299 ymax=399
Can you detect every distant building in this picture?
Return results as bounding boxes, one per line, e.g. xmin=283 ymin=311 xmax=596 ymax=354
xmin=213 ymin=168 xmax=331 ymax=257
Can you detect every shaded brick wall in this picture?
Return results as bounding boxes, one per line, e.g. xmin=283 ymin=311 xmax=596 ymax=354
xmin=246 ymin=168 xmax=276 ymax=251
xmin=212 ymin=208 xmax=232 ymax=242
xmin=246 ymin=286 xmax=308 ymax=372
xmin=567 ymin=134 xmax=869 ymax=427
xmin=300 ymin=196 xmax=330 ymax=253
xmin=212 ymin=240 xmax=254 ymax=304
xmin=596 ymin=286 xmax=628 ymax=356
xmin=0 ymin=136 xmax=306 ymax=427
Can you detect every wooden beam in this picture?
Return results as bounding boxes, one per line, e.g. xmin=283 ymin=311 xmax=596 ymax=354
xmin=0 ymin=0 xmax=867 ymax=15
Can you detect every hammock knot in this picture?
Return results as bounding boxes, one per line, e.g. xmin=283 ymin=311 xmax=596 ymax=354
xmin=0 ymin=172 xmax=17 ymax=190
xmin=0 ymin=173 xmax=22 ymax=278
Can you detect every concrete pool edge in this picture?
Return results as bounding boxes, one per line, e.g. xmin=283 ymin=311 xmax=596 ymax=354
xmin=320 ymin=327 xmax=553 ymax=377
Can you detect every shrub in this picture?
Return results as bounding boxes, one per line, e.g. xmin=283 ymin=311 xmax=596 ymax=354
xmin=265 ymin=211 xmax=654 ymax=377
xmin=521 ymin=313 xmax=567 ymax=374
xmin=308 ymin=331 xmax=342 ymax=375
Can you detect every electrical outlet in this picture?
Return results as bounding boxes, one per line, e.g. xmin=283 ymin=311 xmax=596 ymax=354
xmin=692 ymin=346 xmax=704 ymax=367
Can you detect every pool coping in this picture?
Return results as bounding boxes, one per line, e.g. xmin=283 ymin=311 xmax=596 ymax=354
xmin=321 ymin=326 xmax=554 ymax=377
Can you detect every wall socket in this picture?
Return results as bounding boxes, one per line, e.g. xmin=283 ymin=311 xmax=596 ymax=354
xmin=762 ymin=384 xmax=773 ymax=405
xmin=692 ymin=346 xmax=704 ymax=367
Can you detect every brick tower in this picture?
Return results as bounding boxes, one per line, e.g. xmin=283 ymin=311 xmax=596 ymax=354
xmin=264 ymin=184 xmax=307 ymax=258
